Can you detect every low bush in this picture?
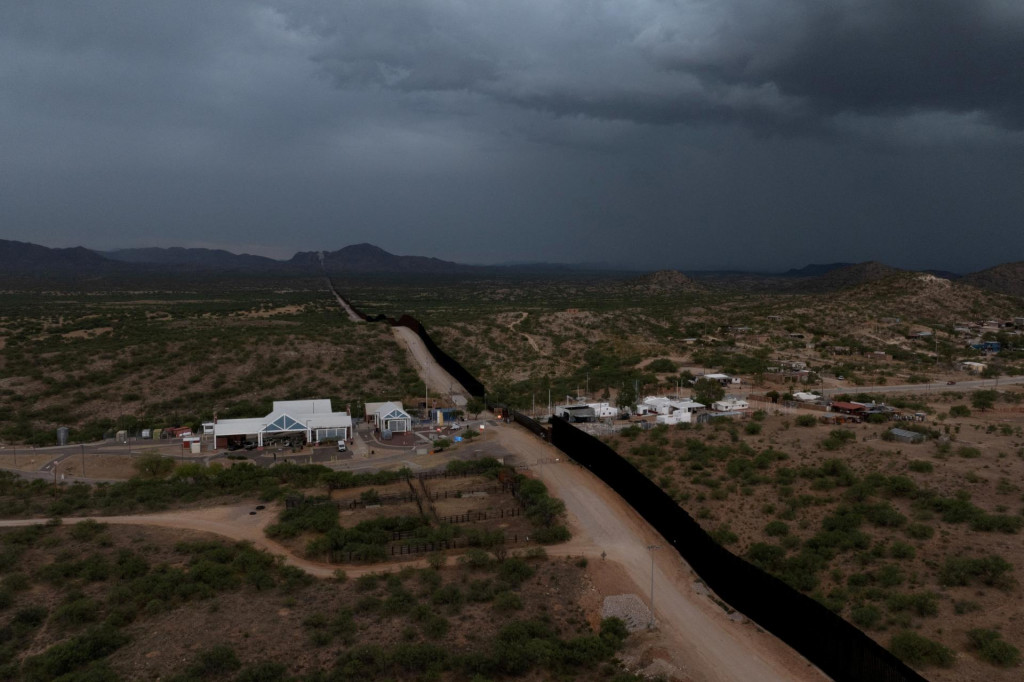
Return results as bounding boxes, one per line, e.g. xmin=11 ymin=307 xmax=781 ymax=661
xmin=908 ymin=460 xmax=933 ymax=473
xmin=939 ymin=555 xmax=1014 ymax=589
xmin=889 ymin=631 xmax=955 ymax=668
xmin=966 ymin=628 xmax=1021 ymax=667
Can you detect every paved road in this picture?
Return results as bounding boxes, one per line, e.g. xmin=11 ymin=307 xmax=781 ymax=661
xmin=820 ymin=375 xmax=1024 ymax=397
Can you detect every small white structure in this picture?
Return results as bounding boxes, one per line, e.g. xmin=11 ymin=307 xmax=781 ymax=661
xmin=959 ymin=361 xmax=987 ymax=374
xmin=588 ymin=402 xmax=619 ymax=419
xmin=713 ymin=398 xmax=749 ymax=412
xmin=215 ymin=399 xmax=353 ymax=447
xmin=638 ymin=396 xmax=703 ymax=423
xmin=365 ymin=401 xmax=412 ymax=433
xmin=699 ymin=373 xmax=742 ymax=386
xmin=792 ymin=392 xmax=820 ymax=402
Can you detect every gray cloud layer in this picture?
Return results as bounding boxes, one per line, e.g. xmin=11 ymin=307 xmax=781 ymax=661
xmin=1 ymin=1 xmax=1021 ymax=271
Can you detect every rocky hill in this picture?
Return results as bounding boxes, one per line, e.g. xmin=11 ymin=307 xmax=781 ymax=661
xmin=960 ymin=262 xmax=1024 ymax=298
xmin=105 ymin=247 xmax=280 ymax=270
xmin=290 ymin=243 xmax=479 ymax=275
xmin=0 ymin=239 xmax=120 ymax=276
xmin=795 ymin=261 xmax=903 ymax=292
xmin=629 ymin=269 xmax=703 ymax=294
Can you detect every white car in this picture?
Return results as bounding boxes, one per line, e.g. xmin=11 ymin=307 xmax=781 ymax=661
xmin=449 ymin=422 xmax=463 ymax=430
xmin=337 ymin=441 xmax=347 ymax=452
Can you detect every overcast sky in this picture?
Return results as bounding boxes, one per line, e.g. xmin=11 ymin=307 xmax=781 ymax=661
xmin=2 ymin=1 xmax=1022 ymax=272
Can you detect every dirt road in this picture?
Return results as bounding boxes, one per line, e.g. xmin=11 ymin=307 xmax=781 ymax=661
xmin=326 ymin=281 xmax=364 ymax=323
xmin=492 ymin=424 xmax=828 ymax=682
xmin=391 ymin=325 xmax=469 ymax=404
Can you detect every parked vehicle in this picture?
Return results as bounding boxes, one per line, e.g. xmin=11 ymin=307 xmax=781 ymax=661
xmin=337 ymin=441 xmax=347 ymax=452
xmin=244 ymin=441 xmax=257 ymax=450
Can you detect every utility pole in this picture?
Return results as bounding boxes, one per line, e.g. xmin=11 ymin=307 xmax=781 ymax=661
xmin=80 ymin=444 xmax=86 ymax=478
xmin=647 ymin=544 xmax=661 ymax=628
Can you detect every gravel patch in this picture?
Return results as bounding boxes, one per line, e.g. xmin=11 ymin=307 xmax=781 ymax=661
xmin=601 ymin=594 xmax=654 ymax=631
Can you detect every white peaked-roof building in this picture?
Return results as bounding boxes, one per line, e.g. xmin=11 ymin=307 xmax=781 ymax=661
xmin=364 ymin=401 xmax=413 ymax=433
xmin=214 ymin=399 xmax=352 ymax=447
xmin=713 ymin=397 xmax=750 ymax=412
xmin=636 ymin=396 xmax=704 ymax=424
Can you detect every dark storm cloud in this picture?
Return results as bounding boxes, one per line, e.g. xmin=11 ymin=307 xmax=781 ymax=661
xmin=666 ymin=0 xmax=1024 ymax=129
xmin=0 ymin=1 xmax=1022 ymax=272
xmin=288 ymin=0 xmax=1024 ymax=134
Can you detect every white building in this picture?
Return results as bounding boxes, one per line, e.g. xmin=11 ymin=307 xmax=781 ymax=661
xmin=214 ymin=399 xmax=353 ymax=447
xmin=588 ymin=402 xmax=619 ymax=418
xmin=637 ymin=396 xmax=704 ymax=423
xmin=365 ymin=401 xmax=413 ymax=433
xmin=792 ymin=392 xmax=820 ymax=402
xmin=713 ymin=398 xmax=750 ymax=412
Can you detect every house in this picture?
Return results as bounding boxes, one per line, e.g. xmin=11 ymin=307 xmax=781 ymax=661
xmin=712 ymin=398 xmax=749 ymax=412
xmin=214 ymin=399 xmax=353 ymax=448
xmin=829 ymin=401 xmax=867 ymax=415
xmin=700 ymin=373 xmax=739 ymax=386
xmin=959 ymin=361 xmax=987 ymax=374
xmin=637 ymin=396 xmax=703 ymax=423
xmin=555 ymin=404 xmax=597 ymax=422
xmin=365 ymin=401 xmax=412 ymax=433
xmin=587 ymin=402 xmax=619 ymax=419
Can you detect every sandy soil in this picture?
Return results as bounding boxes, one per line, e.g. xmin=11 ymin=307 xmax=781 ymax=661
xmin=392 ymin=325 xmax=469 ymax=402
xmin=491 ymin=424 xmax=828 ymax=682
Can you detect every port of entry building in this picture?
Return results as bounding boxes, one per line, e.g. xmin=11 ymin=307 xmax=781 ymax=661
xmin=364 ymin=401 xmax=412 ymax=433
xmin=214 ymin=399 xmax=353 ymax=448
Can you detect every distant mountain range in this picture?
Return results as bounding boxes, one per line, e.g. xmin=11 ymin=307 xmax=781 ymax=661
xmin=1 ymin=239 xmax=1021 ymax=298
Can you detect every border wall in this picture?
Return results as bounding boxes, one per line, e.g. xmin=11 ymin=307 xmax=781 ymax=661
xmin=543 ymin=414 xmax=926 ymax=682
xmin=329 ymin=280 xmax=485 ymax=398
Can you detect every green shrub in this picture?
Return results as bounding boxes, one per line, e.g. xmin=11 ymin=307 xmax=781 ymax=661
xmin=21 ymin=625 xmax=129 ymax=681
xmin=69 ymin=519 xmax=109 ymax=542
xmin=795 ymin=415 xmax=817 ymax=427
xmin=744 ymin=422 xmax=762 ymax=436
xmin=498 ymin=558 xmax=536 ymax=586
xmin=908 ymin=460 xmax=933 ymax=473
xmin=939 ymin=555 xmax=1014 ymax=589
xmin=954 ymin=600 xmax=982 ymax=614
xmin=764 ymin=521 xmax=789 ymax=537
xmin=850 ymin=604 xmax=882 ymax=629
xmin=966 ymin=628 xmax=1021 ymax=667
xmin=235 ymin=662 xmax=289 ymax=682
xmin=889 ymin=631 xmax=955 ymax=668
xmin=493 ymin=591 xmax=523 ymax=612
xmin=711 ymin=524 xmax=739 ymax=546
xmin=886 ymin=592 xmax=938 ymax=617
xmin=187 ymin=644 xmax=242 ymax=677
xmin=949 ymin=405 xmax=971 ymax=418
xmin=904 ymin=523 xmax=934 ymax=540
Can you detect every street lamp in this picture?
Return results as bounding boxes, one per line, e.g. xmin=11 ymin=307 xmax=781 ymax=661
xmin=647 ymin=544 xmax=661 ymax=628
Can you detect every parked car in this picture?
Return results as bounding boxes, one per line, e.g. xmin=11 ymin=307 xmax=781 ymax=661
xmin=947 ymin=380 xmax=956 ymax=385
xmin=449 ymin=422 xmax=463 ymax=430
xmin=244 ymin=441 xmax=257 ymax=451
xmin=337 ymin=441 xmax=347 ymax=452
